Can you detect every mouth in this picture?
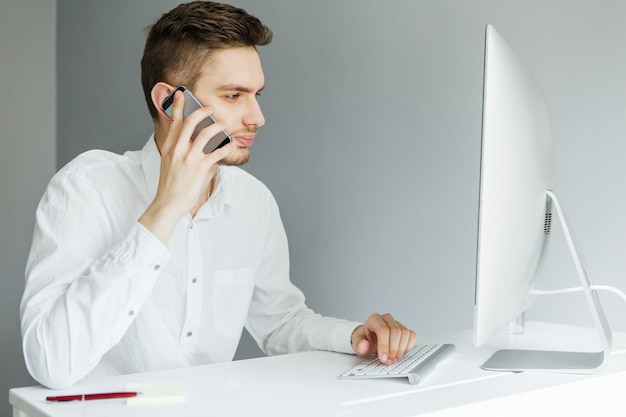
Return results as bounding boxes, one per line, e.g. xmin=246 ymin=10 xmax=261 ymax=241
xmin=234 ymin=135 xmax=255 ymax=148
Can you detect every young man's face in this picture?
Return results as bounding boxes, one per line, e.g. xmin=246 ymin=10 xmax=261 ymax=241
xmin=191 ymin=47 xmax=266 ymax=166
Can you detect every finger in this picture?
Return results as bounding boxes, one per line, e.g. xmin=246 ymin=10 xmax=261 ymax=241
xmin=201 ymin=140 xmax=236 ymax=167
xmin=169 ymin=89 xmax=185 ymax=121
xmin=351 ymin=325 xmax=373 ymax=357
xmin=382 ymin=313 xmax=403 ymax=362
xmin=161 ymin=90 xmax=185 ymax=155
xmin=356 ymin=339 xmax=371 ymax=357
xmin=176 ymin=106 xmax=219 ymax=154
xmin=188 ymin=120 xmax=228 ymax=156
xmin=396 ymin=326 xmax=416 ymax=357
xmin=390 ymin=320 xmax=414 ymax=357
xmin=366 ymin=314 xmax=390 ymax=364
xmin=407 ymin=330 xmax=417 ymax=352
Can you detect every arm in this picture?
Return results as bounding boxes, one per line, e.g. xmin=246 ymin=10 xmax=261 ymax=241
xmin=244 ymin=189 xmax=361 ymax=354
xmin=21 ymin=171 xmax=169 ymax=389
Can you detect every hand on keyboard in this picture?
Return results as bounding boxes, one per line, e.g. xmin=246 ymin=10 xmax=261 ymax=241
xmin=340 ymin=343 xmax=456 ymax=385
xmin=351 ymin=313 xmax=417 ymax=365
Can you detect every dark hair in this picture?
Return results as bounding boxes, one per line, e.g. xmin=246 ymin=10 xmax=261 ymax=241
xmin=141 ymin=1 xmax=273 ymax=119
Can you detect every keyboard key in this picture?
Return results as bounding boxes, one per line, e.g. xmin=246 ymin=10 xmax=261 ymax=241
xmin=339 ymin=343 xmax=455 ymax=385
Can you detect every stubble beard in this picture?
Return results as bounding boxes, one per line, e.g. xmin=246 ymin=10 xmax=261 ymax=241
xmin=220 ymin=126 xmax=256 ymax=166
xmin=219 ymin=147 xmax=250 ymax=166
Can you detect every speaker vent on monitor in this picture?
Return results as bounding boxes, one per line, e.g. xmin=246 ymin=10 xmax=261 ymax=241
xmin=544 ymin=212 xmax=552 ymax=235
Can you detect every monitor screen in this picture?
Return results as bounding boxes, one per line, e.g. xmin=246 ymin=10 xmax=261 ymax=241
xmin=474 ymin=24 xmax=554 ymax=348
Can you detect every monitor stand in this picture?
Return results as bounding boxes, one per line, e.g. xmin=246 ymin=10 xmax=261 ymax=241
xmin=481 ymin=190 xmax=613 ymax=374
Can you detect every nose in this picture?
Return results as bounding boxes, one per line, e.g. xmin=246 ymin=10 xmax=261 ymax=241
xmin=243 ymin=97 xmax=265 ymax=128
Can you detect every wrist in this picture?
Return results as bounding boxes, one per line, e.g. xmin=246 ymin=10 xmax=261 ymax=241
xmin=350 ymin=324 xmax=364 ymax=351
xmin=138 ymin=202 xmax=183 ymax=244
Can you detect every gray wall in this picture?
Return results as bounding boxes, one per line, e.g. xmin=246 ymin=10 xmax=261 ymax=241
xmin=3 ymin=1 xmax=625 ymax=412
xmin=0 ymin=1 xmax=56 ymax=416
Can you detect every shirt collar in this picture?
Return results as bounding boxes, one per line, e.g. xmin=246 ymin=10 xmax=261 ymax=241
xmin=198 ymin=166 xmax=232 ymax=219
xmin=140 ymin=134 xmax=232 ymax=219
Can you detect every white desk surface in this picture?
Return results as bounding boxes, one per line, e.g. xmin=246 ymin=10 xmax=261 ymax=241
xmin=10 ymin=321 xmax=626 ymax=417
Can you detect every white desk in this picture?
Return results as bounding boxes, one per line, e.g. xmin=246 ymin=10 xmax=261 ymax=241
xmin=10 ymin=322 xmax=626 ymax=417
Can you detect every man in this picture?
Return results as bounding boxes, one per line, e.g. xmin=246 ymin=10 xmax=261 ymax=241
xmin=21 ymin=1 xmax=416 ymax=389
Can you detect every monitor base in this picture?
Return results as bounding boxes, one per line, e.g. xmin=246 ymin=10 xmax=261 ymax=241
xmin=482 ymin=349 xmax=607 ymax=374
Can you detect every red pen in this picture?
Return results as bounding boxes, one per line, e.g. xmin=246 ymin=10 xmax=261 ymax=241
xmin=46 ymin=391 xmax=139 ymax=402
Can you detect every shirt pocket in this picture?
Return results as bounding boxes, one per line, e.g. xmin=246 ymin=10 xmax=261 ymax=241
xmin=212 ymin=268 xmax=255 ymax=339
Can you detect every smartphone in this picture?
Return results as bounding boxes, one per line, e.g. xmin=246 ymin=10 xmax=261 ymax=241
xmin=161 ymin=85 xmax=232 ymax=154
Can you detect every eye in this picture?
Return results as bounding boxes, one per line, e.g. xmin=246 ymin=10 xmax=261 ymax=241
xmin=225 ymin=93 xmax=240 ymax=101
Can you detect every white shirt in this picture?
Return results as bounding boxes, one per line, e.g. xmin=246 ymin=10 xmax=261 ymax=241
xmin=21 ymin=136 xmax=360 ymax=389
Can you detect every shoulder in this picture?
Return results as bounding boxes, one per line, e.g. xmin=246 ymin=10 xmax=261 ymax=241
xmin=59 ymin=149 xmax=141 ymax=177
xmin=49 ymin=148 xmax=142 ymax=196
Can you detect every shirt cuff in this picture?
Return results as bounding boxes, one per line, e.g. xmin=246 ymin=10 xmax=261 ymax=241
xmin=330 ymin=320 xmax=363 ymax=354
xmin=102 ymin=222 xmax=170 ymax=295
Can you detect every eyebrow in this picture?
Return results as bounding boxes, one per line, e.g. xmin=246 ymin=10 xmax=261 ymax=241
xmin=216 ymin=83 xmax=265 ymax=94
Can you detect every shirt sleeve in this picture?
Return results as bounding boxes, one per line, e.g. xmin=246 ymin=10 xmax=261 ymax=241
xmin=20 ymin=169 xmax=170 ymax=389
xmin=244 ymin=188 xmax=361 ymax=355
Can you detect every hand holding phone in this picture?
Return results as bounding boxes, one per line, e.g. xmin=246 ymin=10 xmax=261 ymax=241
xmin=161 ymin=85 xmax=232 ymax=154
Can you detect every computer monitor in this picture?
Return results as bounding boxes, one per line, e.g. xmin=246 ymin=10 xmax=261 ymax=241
xmin=473 ymin=25 xmax=612 ymax=373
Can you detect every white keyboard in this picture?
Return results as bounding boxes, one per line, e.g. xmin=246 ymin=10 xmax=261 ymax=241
xmin=339 ymin=343 xmax=455 ymax=385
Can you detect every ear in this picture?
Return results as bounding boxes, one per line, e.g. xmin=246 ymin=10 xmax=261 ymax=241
xmin=151 ymin=82 xmax=177 ymax=119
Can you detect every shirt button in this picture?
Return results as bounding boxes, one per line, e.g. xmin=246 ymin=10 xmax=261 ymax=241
xmin=187 ymin=331 xmax=193 ymax=337
xmin=128 ymin=310 xmax=134 ymax=316
xmin=154 ymin=264 xmax=161 ymax=271
xmin=192 ymin=277 xmax=197 ymax=284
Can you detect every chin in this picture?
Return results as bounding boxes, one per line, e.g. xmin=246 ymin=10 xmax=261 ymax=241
xmin=219 ymin=149 xmax=250 ymax=166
